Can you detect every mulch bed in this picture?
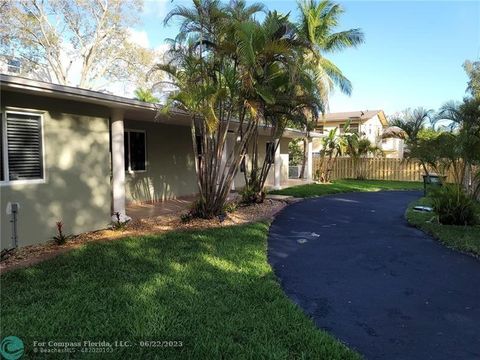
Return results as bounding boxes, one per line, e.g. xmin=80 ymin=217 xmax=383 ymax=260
xmin=0 ymin=199 xmax=292 ymax=274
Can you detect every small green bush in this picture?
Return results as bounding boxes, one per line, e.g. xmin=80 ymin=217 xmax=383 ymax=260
xmin=180 ymin=199 xmax=208 ymax=222
xmin=180 ymin=212 xmax=193 ymax=223
xmin=223 ymin=201 xmax=238 ymax=214
xmin=240 ymin=186 xmax=265 ymax=204
xmin=431 ymin=185 xmax=477 ymax=226
xmin=189 ymin=199 xmax=207 ymax=218
xmin=52 ymin=221 xmax=72 ymax=245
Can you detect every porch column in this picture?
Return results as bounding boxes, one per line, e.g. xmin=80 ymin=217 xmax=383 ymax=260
xmin=306 ymin=138 xmax=313 ymax=181
xmin=111 ymin=108 xmax=129 ymax=221
xmin=274 ymin=138 xmax=281 ymax=189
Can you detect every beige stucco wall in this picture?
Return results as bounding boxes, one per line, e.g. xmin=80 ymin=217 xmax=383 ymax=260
xmin=124 ymin=119 xmax=197 ymax=203
xmin=0 ymin=89 xmax=296 ymax=249
xmin=1 ymin=91 xmax=111 ymax=248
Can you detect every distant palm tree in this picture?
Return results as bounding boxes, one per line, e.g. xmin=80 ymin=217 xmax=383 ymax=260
xmin=344 ymin=132 xmax=383 ymax=179
xmin=134 ymin=88 xmax=159 ymax=103
xmin=318 ymin=127 xmax=347 ymax=182
xmin=385 ymin=107 xmax=434 ymax=175
xmin=296 ymin=0 xmax=365 ymax=178
xmin=388 ymin=107 xmax=433 ymax=143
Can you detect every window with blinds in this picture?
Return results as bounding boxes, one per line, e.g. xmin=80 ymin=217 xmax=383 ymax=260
xmin=1 ymin=112 xmax=44 ymax=182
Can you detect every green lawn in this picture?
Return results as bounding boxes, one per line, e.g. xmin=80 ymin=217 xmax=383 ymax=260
xmin=271 ymin=179 xmax=423 ymax=198
xmin=0 ymin=223 xmax=360 ymax=359
xmin=406 ymin=197 xmax=480 ymax=257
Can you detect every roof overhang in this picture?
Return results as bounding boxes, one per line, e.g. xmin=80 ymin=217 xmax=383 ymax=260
xmin=317 ymin=110 xmax=389 ymax=127
xmin=0 ymin=74 xmax=319 ymax=139
xmin=1 ymin=74 xmax=192 ymax=126
xmin=1 ymin=74 xmax=164 ymax=112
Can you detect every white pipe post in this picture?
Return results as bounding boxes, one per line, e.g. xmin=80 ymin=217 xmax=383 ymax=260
xmin=274 ymin=138 xmax=281 ymax=189
xmin=218 ymin=136 xmax=228 ymax=191
xmin=307 ymin=138 xmax=313 ymax=181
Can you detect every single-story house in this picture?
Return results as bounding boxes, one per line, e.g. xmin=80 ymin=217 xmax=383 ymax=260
xmin=1 ymin=74 xmax=316 ymax=249
xmin=313 ymin=110 xmax=404 ymax=158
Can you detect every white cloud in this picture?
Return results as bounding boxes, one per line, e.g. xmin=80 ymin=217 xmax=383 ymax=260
xmin=127 ymin=28 xmax=150 ymax=48
xmin=142 ymin=0 xmax=169 ymax=19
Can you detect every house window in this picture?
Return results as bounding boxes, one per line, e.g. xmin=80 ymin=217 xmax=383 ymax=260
xmin=350 ymin=124 xmax=359 ymax=133
xmin=124 ymin=130 xmax=146 ymax=172
xmin=316 ymin=125 xmax=324 ymax=134
xmin=1 ymin=112 xmax=44 ymax=183
xmin=338 ymin=124 xmax=345 ymax=134
xmin=266 ymin=141 xmax=275 ymax=164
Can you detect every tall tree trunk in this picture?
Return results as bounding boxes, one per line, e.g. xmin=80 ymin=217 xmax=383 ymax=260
xmin=299 ymin=138 xmax=307 ymax=179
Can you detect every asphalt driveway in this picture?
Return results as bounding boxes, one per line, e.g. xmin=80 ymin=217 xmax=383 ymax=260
xmin=268 ymin=191 xmax=480 ymax=360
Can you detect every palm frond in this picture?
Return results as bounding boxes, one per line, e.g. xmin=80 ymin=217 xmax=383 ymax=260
xmin=324 ymin=29 xmax=364 ymax=52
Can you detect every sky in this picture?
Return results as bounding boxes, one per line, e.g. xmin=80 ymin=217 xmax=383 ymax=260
xmin=132 ymin=0 xmax=480 ymax=116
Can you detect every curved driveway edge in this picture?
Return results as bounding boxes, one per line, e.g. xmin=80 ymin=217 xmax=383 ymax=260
xmin=268 ymin=191 xmax=480 ymax=360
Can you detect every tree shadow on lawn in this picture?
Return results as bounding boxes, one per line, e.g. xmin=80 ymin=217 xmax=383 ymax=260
xmin=0 ymin=223 xmax=359 ymax=359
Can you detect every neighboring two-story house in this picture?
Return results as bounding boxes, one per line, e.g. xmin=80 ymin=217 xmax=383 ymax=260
xmin=312 ymin=110 xmax=404 ymax=158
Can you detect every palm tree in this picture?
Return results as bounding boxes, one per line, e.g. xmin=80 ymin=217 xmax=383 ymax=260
xmin=152 ymin=0 xmax=362 ymax=213
xmin=157 ymin=0 xmax=279 ymax=215
xmin=344 ymin=132 xmax=383 ymax=179
xmin=297 ymin=0 xmax=364 ymax=104
xmin=436 ymin=98 xmax=480 ymax=196
xmin=134 ymin=88 xmax=159 ymax=103
xmin=293 ymin=0 xmax=364 ymax=179
xmin=318 ymin=127 xmax=346 ymax=182
xmin=384 ymin=107 xmax=434 ymax=175
xmin=387 ymin=107 xmax=433 ymax=143
xmin=232 ymin=11 xmax=324 ymax=199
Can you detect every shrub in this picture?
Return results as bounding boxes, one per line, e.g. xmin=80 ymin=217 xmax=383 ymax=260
xmin=223 ymin=201 xmax=238 ymax=214
xmin=1 ymin=248 xmax=16 ymax=261
xmin=431 ymin=185 xmax=477 ymax=226
xmin=111 ymin=212 xmax=130 ymax=231
xmin=189 ymin=199 xmax=204 ymax=217
xmin=240 ymin=186 xmax=265 ymax=204
xmin=180 ymin=199 xmax=206 ymax=223
xmin=52 ymin=221 xmax=72 ymax=245
xmin=180 ymin=212 xmax=193 ymax=223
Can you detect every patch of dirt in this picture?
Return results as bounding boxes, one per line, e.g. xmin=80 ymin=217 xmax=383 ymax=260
xmin=0 ymin=199 xmax=291 ymax=274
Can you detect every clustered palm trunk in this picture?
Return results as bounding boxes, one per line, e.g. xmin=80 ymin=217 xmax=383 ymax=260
xmin=317 ymin=126 xmax=347 ymax=183
xmin=152 ymin=0 xmax=363 ymax=216
xmin=344 ymin=130 xmax=384 ymax=179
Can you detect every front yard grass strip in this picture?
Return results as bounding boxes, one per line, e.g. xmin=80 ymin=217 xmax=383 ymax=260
xmin=0 ymin=222 xmax=360 ymax=359
xmin=271 ymin=179 xmax=423 ymax=198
